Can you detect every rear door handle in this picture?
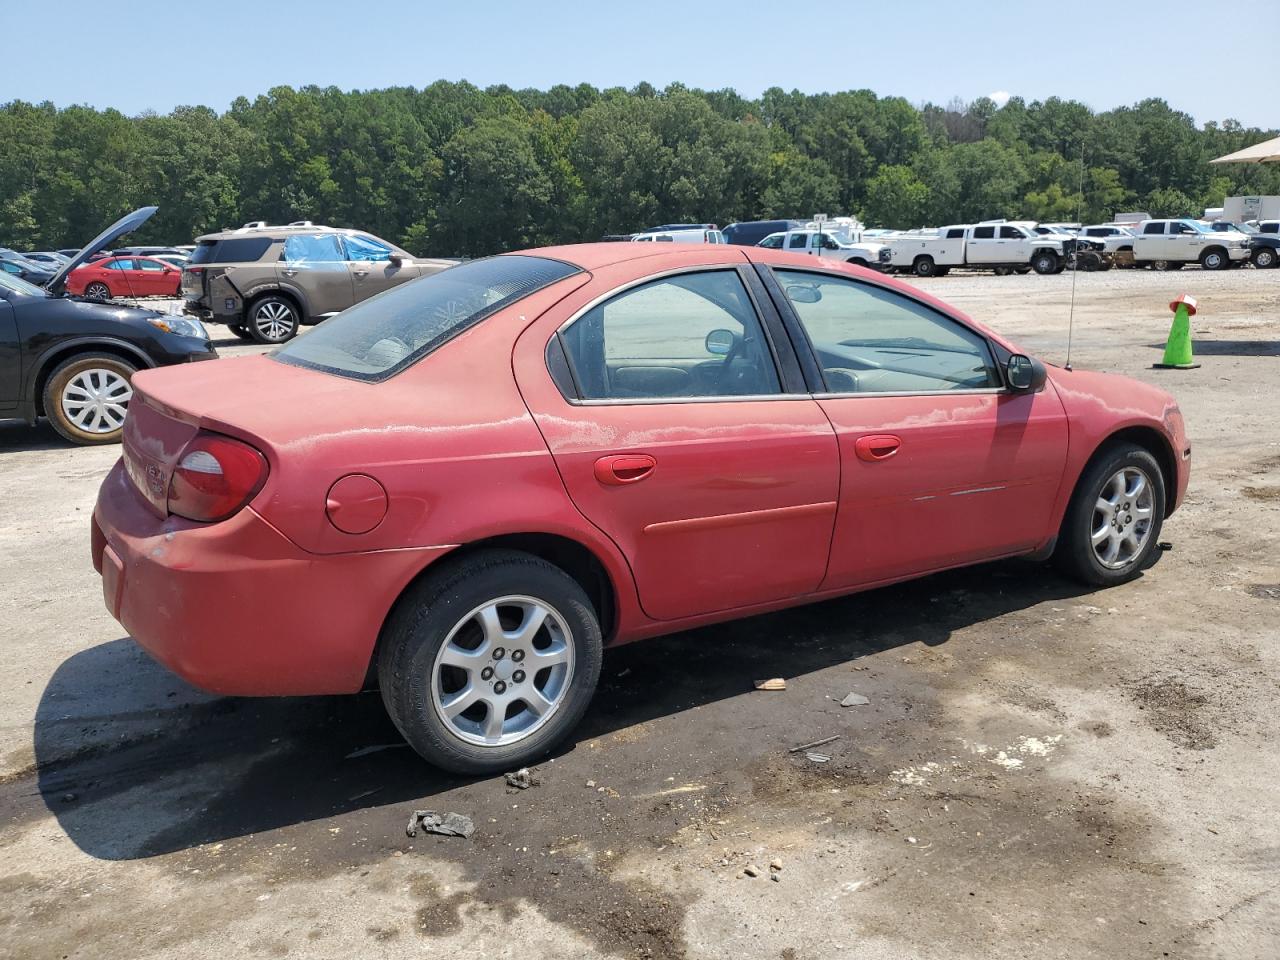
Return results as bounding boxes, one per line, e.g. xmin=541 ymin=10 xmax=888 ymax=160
xmin=594 ymin=454 xmax=656 ymax=485
xmin=854 ymin=434 xmax=901 ymax=462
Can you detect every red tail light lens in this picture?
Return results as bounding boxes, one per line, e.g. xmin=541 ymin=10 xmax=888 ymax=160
xmin=167 ymin=431 xmax=268 ymax=522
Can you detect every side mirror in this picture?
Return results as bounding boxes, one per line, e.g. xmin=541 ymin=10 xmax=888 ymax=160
xmin=388 ymin=253 xmax=405 ymax=266
xmin=1006 ymin=353 xmax=1046 ymax=392
xmin=704 ymin=328 xmax=737 ymax=356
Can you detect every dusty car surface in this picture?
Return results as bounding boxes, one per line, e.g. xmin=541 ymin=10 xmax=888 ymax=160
xmin=180 ymin=222 xmax=457 ymax=343
xmin=92 ymin=243 xmax=1189 ymax=773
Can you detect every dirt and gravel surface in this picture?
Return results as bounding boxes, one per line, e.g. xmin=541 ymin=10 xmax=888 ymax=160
xmin=1 ymin=267 xmax=1278 ymax=960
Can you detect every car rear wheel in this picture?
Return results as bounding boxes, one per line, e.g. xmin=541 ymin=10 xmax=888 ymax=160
xmin=1053 ymin=443 xmax=1165 ymax=587
xmin=42 ymin=353 xmax=137 ymax=445
xmin=1250 ymin=247 xmax=1276 ymax=269
xmin=912 ymin=256 xmax=936 ymax=277
xmin=1150 ymin=260 xmax=1181 ymax=271
xmin=85 ymin=282 xmax=112 ymax=301
xmin=248 ymin=296 xmax=301 ymax=344
xmin=1199 ymin=247 xmax=1228 ymax=271
xmin=378 ymin=549 xmax=603 ymax=774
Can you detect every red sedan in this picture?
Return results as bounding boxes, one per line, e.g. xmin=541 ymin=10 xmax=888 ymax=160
xmin=92 ymin=244 xmax=1189 ymax=772
xmin=67 ymin=255 xmax=182 ymax=300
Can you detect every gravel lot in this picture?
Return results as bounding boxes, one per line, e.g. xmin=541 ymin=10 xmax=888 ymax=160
xmin=1 ymin=267 xmax=1278 ymax=959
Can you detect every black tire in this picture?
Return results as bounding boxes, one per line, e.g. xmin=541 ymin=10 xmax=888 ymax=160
xmin=912 ymin=256 xmax=937 ymax=277
xmin=1032 ymin=251 xmax=1059 ymax=275
xmin=41 ymin=352 xmax=137 ymax=445
xmin=84 ymin=281 xmax=112 ymax=301
xmin=933 ymin=266 xmax=951 ymax=277
xmin=1199 ymin=247 xmax=1229 ymax=271
xmin=1053 ymin=443 xmax=1166 ymax=587
xmin=246 ymin=294 xmax=301 ymax=344
xmin=227 ymin=323 xmax=255 ymax=342
xmin=1250 ymin=247 xmax=1277 ymax=269
xmin=378 ymin=549 xmax=604 ymax=774
xmin=1150 ymin=260 xmax=1182 ymax=271
xmin=993 ymin=265 xmax=1013 ymax=276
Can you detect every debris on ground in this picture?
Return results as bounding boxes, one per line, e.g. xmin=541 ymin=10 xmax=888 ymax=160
xmin=806 ymin=753 xmax=831 ymax=763
xmin=840 ymin=692 xmax=870 ymax=707
xmin=770 ymin=859 xmax=783 ymax=872
xmin=344 ymin=743 xmax=406 ymax=760
xmin=754 ymin=678 xmax=787 ymax=691
xmin=743 ymin=864 xmax=761 ymax=877
xmin=789 ymin=734 xmax=841 ymax=753
xmin=406 ymin=810 xmax=475 ymax=839
xmin=505 ymin=767 xmax=538 ymax=790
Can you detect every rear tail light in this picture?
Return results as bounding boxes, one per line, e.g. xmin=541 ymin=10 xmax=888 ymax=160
xmin=167 ymin=430 xmax=268 ymax=522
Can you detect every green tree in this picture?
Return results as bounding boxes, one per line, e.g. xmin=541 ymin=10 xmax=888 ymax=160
xmin=863 ymin=165 xmax=930 ymax=228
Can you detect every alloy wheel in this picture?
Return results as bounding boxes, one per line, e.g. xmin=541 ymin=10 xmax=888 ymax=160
xmin=430 ymin=595 xmax=575 ymax=747
xmin=85 ymin=282 xmax=111 ymax=300
xmin=61 ymin=368 xmax=132 ymax=434
xmin=1091 ymin=467 xmax=1155 ymax=569
xmin=253 ymin=301 xmax=296 ymax=340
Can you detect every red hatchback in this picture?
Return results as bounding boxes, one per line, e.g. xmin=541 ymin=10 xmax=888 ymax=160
xmin=92 ymin=244 xmax=1189 ymax=772
xmin=67 ymin=255 xmax=182 ymax=300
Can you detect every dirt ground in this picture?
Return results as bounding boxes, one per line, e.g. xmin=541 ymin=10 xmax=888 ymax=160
xmin=1 ymin=266 xmax=1278 ymax=960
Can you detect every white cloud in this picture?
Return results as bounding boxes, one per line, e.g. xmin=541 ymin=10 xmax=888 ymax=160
xmin=989 ymin=90 xmax=1011 ymax=108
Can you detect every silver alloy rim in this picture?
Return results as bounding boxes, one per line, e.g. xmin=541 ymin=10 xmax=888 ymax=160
xmin=254 ymin=301 xmax=295 ymax=339
xmin=86 ymin=283 xmax=110 ymax=300
xmin=1205 ymin=252 xmax=1222 ymax=269
xmin=1091 ymin=467 xmax=1155 ymax=569
xmin=430 ymin=595 xmax=575 ymax=747
xmin=1258 ymin=250 xmax=1275 ymax=267
xmin=61 ymin=368 xmax=132 ymax=434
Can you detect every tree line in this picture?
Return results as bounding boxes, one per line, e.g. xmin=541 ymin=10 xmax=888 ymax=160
xmin=2 ymin=82 xmax=1278 ymax=258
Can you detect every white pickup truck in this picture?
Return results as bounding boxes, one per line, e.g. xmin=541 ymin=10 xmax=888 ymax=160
xmin=1129 ymin=218 xmax=1251 ymax=270
xmin=883 ymin=222 xmax=1067 ymax=277
xmin=757 ymin=229 xmax=892 ymax=269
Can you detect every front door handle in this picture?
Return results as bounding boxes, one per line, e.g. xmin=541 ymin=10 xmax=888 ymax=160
xmin=282 ymin=269 xmax=297 ymax=277
xmin=594 ymin=454 xmax=656 ymax=485
xmin=854 ymin=434 xmax=901 ymax=462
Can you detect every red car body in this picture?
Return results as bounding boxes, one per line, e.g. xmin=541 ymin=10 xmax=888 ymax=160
xmin=92 ymin=243 xmax=1189 ymax=699
xmin=67 ymin=255 xmax=182 ymax=298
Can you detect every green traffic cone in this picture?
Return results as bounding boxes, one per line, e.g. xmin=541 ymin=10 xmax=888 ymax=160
xmin=1153 ymin=294 xmax=1200 ymax=370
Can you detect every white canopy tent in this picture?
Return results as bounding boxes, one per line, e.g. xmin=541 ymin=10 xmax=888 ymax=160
xmin=1210 ymin=135 xmax=1280 ymax=164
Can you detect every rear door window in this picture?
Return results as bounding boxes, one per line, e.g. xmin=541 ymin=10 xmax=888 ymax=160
xmin=1143 ymin=222 xmax=1165 ymax=235
xmin=788 ymin=234 xmax=809 ymax=250
xmin=282 ymin=234 xmax=345 ymax=263
xmin=558 ymin=270 xmax=781 ymax=401
xmin=972 ymin=226 xmax=995 ymax=239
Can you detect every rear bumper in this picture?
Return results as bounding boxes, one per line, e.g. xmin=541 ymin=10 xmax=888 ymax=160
xmin=92 ymin=460 xmax=453 ymax=696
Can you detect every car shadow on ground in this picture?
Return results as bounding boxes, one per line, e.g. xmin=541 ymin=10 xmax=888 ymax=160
xmin=26 ymin=559 xmax=1109 ymax=862
xmin=0 ymin=417 xmax=74 ymax=452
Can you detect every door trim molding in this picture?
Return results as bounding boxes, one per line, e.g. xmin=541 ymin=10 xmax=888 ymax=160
xmin=643 ymin=500 xmax=835 ymax=536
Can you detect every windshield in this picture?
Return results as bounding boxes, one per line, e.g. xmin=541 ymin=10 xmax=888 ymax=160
xmin=274 ymin=255 xmax=580 ymax=382
xmin=0 ymin=272 xmax=47 ymax=297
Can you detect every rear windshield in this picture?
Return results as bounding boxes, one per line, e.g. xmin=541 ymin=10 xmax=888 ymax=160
xmin=274 ymin=255 xmax=581 ymax=382
xmin=188 ymin=237 xmax=274 ymax=265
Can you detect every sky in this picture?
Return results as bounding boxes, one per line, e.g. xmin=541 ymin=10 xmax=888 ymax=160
xmin=3 ymin=1 xmax=1276 ymax=130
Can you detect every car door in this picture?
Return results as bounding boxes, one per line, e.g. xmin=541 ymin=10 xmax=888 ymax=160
xmin=135 ymin=257 xmax=175 ymax=296
xmin=1136 ymin=221 xmax=1167 ymax=259
xmin=513 ymin=257 xmax=840 ymax=622
xmin=966 ymin=225 xmax=999 ymax=263
xmin=0 ymin=292 xmax=19 ymax=410
xmin=343 ymin=234 xmax=418 ymax=303
xmin=1000 ymin=225 xmax=1031 ymax=260
xmin=278 ymin=234 xmax=353 ymax=318
xmin=759 ymin=264 xmax=1068 ymax=588
xmin=1167 ymin=221 xmax=1197 ymax=261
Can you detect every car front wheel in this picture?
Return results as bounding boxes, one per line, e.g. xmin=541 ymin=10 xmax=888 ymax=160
xmin=378 ymin=550 xmax=603 ymax=774
xmin=1199 ymin=248 xmax=1228 ymax=271
xmin=42 ymin=353 xmax=137 ymax=445
xmin=1054 ymin=443 xmax=1165 ymax=587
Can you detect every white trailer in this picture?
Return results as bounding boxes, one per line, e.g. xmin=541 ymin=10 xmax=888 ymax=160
xmin=1222 ymin=196 xmax=1280 ymax=223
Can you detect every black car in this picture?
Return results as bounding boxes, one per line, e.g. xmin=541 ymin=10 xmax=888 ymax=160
xmin=1 ymin=207 xmax=217 ymax=445
xmin=0 ymin=250 xmax=56 ymax=286
xmin=722 ymin=219 xmax=804 ymax=246
xmin=1208 ymin=222 xmax=1278 ymax=269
